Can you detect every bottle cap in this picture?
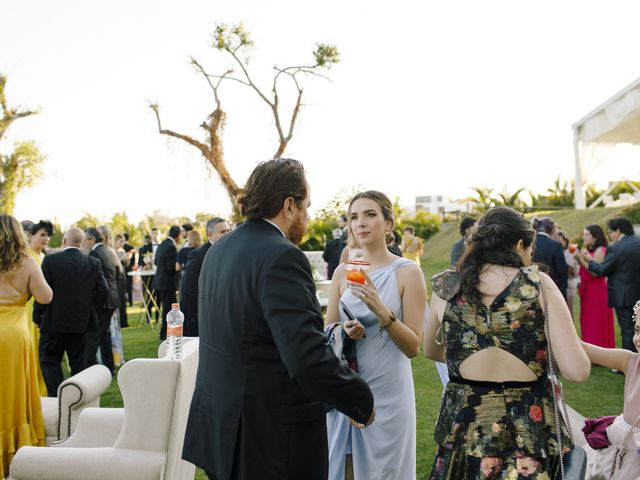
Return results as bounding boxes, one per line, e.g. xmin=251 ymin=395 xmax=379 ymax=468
xmin=171 ymin=303 xmax=180 ymax=309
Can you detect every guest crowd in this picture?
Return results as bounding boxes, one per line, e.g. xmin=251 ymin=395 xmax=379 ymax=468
xmin=0 ymin=214 xmax=232 ymax=478
xmin=2 ymin=159 xmax=640 ymax=479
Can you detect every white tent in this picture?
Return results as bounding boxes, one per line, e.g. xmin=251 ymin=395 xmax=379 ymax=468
xmin=573 ymin=77 xmax=640 ymax=209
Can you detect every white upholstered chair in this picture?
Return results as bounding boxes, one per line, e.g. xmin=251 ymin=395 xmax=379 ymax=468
xmin=10 ymin=339 xmax=199 ymax=480
xmin=40 ymin=364 xmax=112 ymax=446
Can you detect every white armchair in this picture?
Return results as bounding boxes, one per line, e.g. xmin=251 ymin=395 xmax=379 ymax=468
xmin=10 ymin=339 xmax=200 ymax=480
xmin=41 ymin=364 xmax=112 ymax=445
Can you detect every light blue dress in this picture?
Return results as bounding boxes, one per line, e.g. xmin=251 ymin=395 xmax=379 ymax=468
xmin=326 ymin=257 xmax=416 ymax=480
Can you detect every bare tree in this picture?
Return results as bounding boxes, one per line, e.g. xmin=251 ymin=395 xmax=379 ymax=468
xmin=150 ymin=23 xmax=339 ymax=220
xmin=0 ymin=74 xmax=45 ymax=214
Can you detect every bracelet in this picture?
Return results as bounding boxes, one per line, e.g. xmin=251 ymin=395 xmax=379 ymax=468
xmin=379 ymin=310 xmax=397 ymax=332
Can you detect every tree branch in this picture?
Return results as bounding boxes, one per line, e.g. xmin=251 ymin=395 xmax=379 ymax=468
xmin=226 ymin=47 xmax=274 ymax=108
xmin=149 ymin=103 xmax=211 ymax=157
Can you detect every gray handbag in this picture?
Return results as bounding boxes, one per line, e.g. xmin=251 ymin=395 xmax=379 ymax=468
xmin=540 ymin=281 xmax=588 ymax=480
xmin=590 ymin=414 xmax=640 ymax=479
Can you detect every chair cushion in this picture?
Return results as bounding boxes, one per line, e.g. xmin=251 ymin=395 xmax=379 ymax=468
xmin=41 ymin=396 xmax=59 ymax=437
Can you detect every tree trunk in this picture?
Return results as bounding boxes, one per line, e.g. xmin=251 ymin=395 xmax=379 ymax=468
xmin=204 ymin=107 xmax=242 ymax=222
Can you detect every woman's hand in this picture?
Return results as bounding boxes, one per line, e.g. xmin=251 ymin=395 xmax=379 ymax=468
xmin=343 ymin=319 xmax=365 ymax=340
xmin=347 ymin=270 xmax=385 ymax=318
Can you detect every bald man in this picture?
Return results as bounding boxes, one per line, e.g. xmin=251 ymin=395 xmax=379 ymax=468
xmin=34 ymin=228 xmax=110 ymax=396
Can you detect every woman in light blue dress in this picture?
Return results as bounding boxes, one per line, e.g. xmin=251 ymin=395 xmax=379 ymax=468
xmin=325 ymin=191 xmax=426 ymax=480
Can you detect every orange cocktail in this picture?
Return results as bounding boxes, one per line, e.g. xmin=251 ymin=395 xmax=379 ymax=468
xmin=345 ymin=260 xmax=370 ymax=284
xmin=569 ymin=244 xmax=577 ymax=254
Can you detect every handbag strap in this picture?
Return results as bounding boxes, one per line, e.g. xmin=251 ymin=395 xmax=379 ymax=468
xmin=620 ymin=413 xmax=640 ymax=445
xmin=539 ymin=279 xmax=574 ymax=480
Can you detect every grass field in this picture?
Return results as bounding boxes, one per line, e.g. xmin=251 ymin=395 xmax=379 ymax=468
xmin=99 ymin=206 xmax=628 ymax=478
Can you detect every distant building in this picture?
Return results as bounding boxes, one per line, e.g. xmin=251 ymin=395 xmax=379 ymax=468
xmin=415 ymin=195 xmax=474 ymax=215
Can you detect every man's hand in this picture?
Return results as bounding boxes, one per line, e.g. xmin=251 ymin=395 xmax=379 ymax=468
xmin=349 ymin=407 xmax=375 ymax=429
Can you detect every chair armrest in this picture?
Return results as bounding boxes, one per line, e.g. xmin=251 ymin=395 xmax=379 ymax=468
xmin=54 ymin=407 xmax=124 ymax=448
xmin=57 ymin=365 xmax=112 ymax=440
xmin=9 ymin=447 xmax=165 ymax=480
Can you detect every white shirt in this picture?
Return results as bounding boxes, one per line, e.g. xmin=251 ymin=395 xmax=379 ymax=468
xmin=264 ymin=219 xmax=285 ymax=238
xmin=92 ymin=242 xmax=103 ymax=251
xmin=64 ymin=246 xmax=81 ymax=251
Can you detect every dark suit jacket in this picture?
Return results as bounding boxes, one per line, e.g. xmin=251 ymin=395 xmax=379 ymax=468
xmin=152 ymin=238 xmax=178 ymax=291
xmin=322 ymin=237 xmax=346 ymax=279
xmin=588 ymin=234 xmax=640 ymax=308
xmin=138 ymin=242 xmax=152 ymax=267
xmin=34 ymin=248 xmax=109 ymax=333
xmin=450 ymin=238 xmax=465 ymax=268
xmin=533 ymin=233 xmax=568 ymax=297
xmin=90 ymin=243 xmax=120 ymax=310
xmin=179 ymin=241 xmax=211 ymax=335
xmin=182 ymin=220 xmax=373 ymax=479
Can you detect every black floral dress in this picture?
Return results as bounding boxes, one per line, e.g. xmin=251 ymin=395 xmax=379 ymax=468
xmin=429 ymin=266 xmax=572 ymax=480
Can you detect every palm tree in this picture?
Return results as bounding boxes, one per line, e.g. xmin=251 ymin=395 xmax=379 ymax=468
xmin=470 ymin=186 xmax=495 ymax=212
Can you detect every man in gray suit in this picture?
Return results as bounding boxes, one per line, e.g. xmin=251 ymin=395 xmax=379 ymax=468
xmin=84 ymin=227 xmax=120 ymax=373
xmin=576 ymin=217 xmax=640 ymax=352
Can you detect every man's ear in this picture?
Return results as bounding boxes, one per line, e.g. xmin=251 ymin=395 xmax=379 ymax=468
xmin=283 ymin=197 xmax=295 ymax=215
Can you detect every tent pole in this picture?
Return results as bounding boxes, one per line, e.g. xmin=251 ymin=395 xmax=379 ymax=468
xmin=574 ymin=127 xmax=586 ymax=209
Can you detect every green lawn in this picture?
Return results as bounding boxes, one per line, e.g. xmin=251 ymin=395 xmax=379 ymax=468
xmin=98 ymin=208 xmax=628 ymax=479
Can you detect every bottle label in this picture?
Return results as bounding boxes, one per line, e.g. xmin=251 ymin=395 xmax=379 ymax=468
xmin=167 ymin=324 xmax=183 ymax=337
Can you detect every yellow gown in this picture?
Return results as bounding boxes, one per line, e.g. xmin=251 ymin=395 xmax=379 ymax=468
xmin=0 ymin=292 xmax=46 ymax=478
xmin=26 ymin=249 xmax=48 ymax=397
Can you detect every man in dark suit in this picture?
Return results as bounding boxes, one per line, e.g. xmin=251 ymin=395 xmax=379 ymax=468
xmin=450 ymin=217 xmax=476 ymax=268
xmin=153 ymin=224 xmax=181 ymax=340
xmin=138 ymin=232 xmax=161 ymax=321
xmin=179 ymin=217 xmax=230 ymax=336
xmin=576 ymin=217 xmax=640 ymax=352
xmin=123 ymin=232 xmax=135 ymax=306
xmin=33 ymin=228 xmax=109 ymax=396
xmin=83 ymin=227 xmax=120 ymax=374
xmin=182 ymin=159 xmax=374 ymax=480
xmin=532 ymin=217 xmax=568 ymax=299
xmin=322 ymin=227 xmax=346 ymax=279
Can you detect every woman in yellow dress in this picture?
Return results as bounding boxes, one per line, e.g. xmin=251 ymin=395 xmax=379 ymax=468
xmin=400 ymin=226 xmax=424 ymax=265
xmin=0 ymin=215 xmax=53 ymax=478
xmin=26 ymin=220 xmax=53 ymax=396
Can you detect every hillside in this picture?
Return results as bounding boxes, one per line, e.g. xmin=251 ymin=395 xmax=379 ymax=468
xmin=421 ymin=206 xmax=629 ymax=283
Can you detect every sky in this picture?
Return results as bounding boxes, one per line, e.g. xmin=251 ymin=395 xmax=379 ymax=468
xmin=3 ymin=0 xmax=640 ymax=227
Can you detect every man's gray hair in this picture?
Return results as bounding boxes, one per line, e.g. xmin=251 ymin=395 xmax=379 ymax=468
xmin=205 ymin=217 xmax=227 ymax=234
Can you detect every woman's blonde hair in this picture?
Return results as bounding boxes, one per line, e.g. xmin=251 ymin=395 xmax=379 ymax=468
xmin=0 ymin=215 xmax=29 ymax=274
xmin=187 ymin=229 xmax=203 ymax=248
xmin=97 ymin=225 xmax=113 ymax=248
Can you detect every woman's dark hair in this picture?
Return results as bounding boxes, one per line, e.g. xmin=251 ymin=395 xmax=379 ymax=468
xmin=558 ymin=231 xmax=570 ymax=249
xmin=403 ymin=226 xmax=414 ymax=234
xmin=84 ymin=227 xmax=103 ymax=244
xmin=459 ymin=217 xmax=476 ymax=236
xmin=608 ymin=217 xmax=635 ymax=236
xmin=29 ymin=219 xmax=53 ymax=236
xmin=458 ymin=207 xmax=535 ymax=306
xmin=238 ymin=158 xmax=307 ymax=221
xmin=585 ymin=224 xmax=608 ymax=252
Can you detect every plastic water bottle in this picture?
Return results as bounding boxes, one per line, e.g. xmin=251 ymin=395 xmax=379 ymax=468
xmin=166 ymin=303 xmax=184 ymax=360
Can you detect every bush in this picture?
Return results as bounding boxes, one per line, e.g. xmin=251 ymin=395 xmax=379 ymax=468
xmin=399 ymin=210 xmax=441 ymax=241
xmin=299 ymin=218 xmax=338 ymax=251
xmin=620 ymin=202 xmax=640 ymax=225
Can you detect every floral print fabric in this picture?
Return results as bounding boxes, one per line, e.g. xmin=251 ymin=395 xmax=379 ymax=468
xmin=429 ymin=266 xmax=572 ymax=479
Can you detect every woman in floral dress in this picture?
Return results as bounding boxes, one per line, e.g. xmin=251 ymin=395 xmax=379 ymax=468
xmin=424 ymin=207 xmax=590 ymax=479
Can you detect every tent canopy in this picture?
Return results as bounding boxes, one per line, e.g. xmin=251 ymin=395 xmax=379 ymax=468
xmin=573 ymin=76 xmax=640 ymax=208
